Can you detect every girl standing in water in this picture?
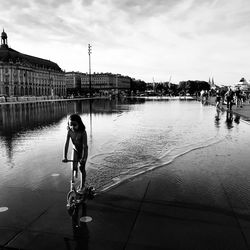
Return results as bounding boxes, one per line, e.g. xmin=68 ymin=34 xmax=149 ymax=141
xmin=62 ymin=114 xmax=88 ymax=194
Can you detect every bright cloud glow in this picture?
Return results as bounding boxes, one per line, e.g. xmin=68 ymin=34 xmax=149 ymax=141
xmin=1 ymin=0 xmax=250 ymax=84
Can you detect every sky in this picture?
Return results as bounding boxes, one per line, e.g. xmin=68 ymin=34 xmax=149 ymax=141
xmin=0 ymin=0 xmax=250 ymax=85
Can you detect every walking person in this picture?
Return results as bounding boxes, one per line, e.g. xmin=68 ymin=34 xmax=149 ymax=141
xmin=225 ymin=88 xmax=234 ymax=111
xmin=235 ymin=87 xmax=243 ymax=108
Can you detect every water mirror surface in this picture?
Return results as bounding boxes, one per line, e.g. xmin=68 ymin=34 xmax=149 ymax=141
xmin=0 ymin=98 xmax=248 ymax=192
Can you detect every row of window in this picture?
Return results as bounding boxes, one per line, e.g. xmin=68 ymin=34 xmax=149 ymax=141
xmin=1 ymin=68 xmax=61 ymax=78
xmin=0 ymin=69 xmax=64 ymax=83
xmin=1 ymin=78 xmax=65 ymax=85
xmin=1 ymin=76 xmax=63 ymax=82
xmin=3 ymin=86 xmax=66 ymax=96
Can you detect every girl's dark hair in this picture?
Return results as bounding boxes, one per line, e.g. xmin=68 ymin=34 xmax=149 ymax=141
xmin=68 ymin=114 xmax=86 ymax=131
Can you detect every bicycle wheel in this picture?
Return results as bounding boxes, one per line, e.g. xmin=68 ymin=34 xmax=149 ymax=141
xmin=66 ymin=191 xmax=77 ymax=216
xmin=86 ymin=186 xmax=96 ymax=200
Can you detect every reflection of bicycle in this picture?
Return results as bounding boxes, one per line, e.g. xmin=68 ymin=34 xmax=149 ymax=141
xmin=64 ymin=203 xmax=90 ymax=249
xmin=62 ymin=159 xmax=95 ymax=216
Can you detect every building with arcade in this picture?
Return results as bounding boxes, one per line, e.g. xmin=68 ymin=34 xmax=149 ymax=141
xmin=0 ymin=30 xmax=66 ymax=98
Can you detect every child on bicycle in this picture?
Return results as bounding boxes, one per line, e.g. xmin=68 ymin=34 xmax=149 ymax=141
xmin=62 ymin=114 xmax=88 ymax=194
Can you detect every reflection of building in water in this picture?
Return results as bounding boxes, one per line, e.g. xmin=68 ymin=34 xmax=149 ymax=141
xmin=0 ymin=102 xmax=69 ymax=134
xmin=0 ymin=102 xmax=69 ymax=163
xmin=0 ymin=30 xmax=66 ymax=97
xmin=71 ymin=98 xmax=146 ymax=114
xmin=0 ymin=99 xmax=146 ymax=134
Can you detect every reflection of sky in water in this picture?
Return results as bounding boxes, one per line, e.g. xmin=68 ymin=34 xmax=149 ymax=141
xmin=0 ymin=99 xmax=248 ymax=192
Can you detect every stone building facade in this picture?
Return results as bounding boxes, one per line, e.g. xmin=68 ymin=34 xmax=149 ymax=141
xmin=0 ymin=30 xmax=66 ymax=98
xmin=65 ymin=71 xmax=87 ymax=95
xmin=81 ymin=73 xmax=131 ymax=94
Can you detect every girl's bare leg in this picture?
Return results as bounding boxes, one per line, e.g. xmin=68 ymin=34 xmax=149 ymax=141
xmin=71 ymin=150 xmax=79 ymax=179
xmin=79 ymin=164 xmax=86 ymax=190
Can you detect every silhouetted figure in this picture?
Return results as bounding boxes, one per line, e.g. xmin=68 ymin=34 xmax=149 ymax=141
xmin=225 ymin=88 xmax=234 ymax=110
xmin=201 ymin=90 xmax=209 ymax=104
xmin=235 ymin=87 xmax=243 ymax=108
xmin=215 ymin=90 xmax=221 ymax=108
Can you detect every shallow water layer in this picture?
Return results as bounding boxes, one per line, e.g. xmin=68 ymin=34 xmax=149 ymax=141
xmin=0 ymin=98 xmax=247 ymax=192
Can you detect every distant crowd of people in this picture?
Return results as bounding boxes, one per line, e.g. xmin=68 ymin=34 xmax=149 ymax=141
xmin=201 ymin=87 xmax=248 ymax=111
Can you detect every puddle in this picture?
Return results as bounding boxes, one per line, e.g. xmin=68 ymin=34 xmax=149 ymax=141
xmin=0 ymin=207 xmax=8 ymax=212
xmin=51 ymin=173 xmax=60 ymax=177
xmin=80 ymin=216 xmax=92 ymax=223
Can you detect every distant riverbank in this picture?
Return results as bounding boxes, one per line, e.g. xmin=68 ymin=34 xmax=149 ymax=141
xmin=0 ymin=95 xmax=195 ymax=105
xmin=0 ymin=96 xmax=105 ymax=105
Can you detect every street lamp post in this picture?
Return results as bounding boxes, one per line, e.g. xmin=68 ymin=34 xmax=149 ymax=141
xmin=88 ymin=44 xmax=92 ymax=97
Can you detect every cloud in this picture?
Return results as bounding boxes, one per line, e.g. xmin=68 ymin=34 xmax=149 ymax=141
xmin=79 ymin=0 xmax=95 ymax=6
xmin=38 ymin=0 xmax=72 ymax=8
xmin=1 ymin=0 xmax=250 ymax=83
xmin=183 ymin=0 xmax=250 ymax=36
xmin=0 ymin=0 xmax=31 ymax=9
xmin=110 ymin=0 xmax=183 ymax=17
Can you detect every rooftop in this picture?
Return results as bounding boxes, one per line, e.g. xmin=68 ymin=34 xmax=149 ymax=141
xmin=0 ymin=30 xmax=62 ymax=71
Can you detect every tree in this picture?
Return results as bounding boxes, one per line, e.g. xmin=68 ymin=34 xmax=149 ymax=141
xmin=131 ymin=79 xmax=146 ymax=93
xmin=178 ymin=80 xmax=210 ymax=95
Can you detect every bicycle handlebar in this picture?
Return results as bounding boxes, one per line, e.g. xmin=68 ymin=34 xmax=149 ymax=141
xmin=62 ymin=159 xmax=79 ymax=163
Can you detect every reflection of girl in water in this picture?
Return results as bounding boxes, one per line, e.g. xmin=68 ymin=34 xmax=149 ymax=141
xmin=214 ymin=108 xmax=221 ymax=127
xmin=215 ymin=90 xmax=221 ymax=108
xmin=63 ymin=114 xmax=88 ymax=194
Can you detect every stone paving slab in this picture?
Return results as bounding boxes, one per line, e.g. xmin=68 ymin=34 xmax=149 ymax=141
xmin=0 ymin=228 xmax=20 ymax=247
xmin=0 ymin=187 xmax=48 ymax=229
xmin=126 ymin=210 xmax=248 ymax=250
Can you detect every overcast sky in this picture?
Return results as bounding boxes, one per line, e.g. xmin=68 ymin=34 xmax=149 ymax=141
xmin=1 ymin=0 xmax=250 ymax=84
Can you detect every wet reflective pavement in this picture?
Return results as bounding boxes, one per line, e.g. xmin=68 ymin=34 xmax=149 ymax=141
xmin=1 ymin=98 xmax=250 ymax=249
xmin=2 ymin=139 xmax=250 ymax=250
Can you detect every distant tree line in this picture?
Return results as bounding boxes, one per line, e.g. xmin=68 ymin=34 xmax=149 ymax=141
xmin=178 ymin=80 xmax=210 ymax=95
xmin=130 ymin=79 xmax=147 ymax=93
xmin=144 ymin=80 xmax=211 ymax=96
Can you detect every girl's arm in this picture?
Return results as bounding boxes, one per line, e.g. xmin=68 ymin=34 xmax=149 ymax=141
xmin=80 ymin=130 xmax=88 ymax=165
xmin=63 ymin=131 xmax=70 ymax=161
